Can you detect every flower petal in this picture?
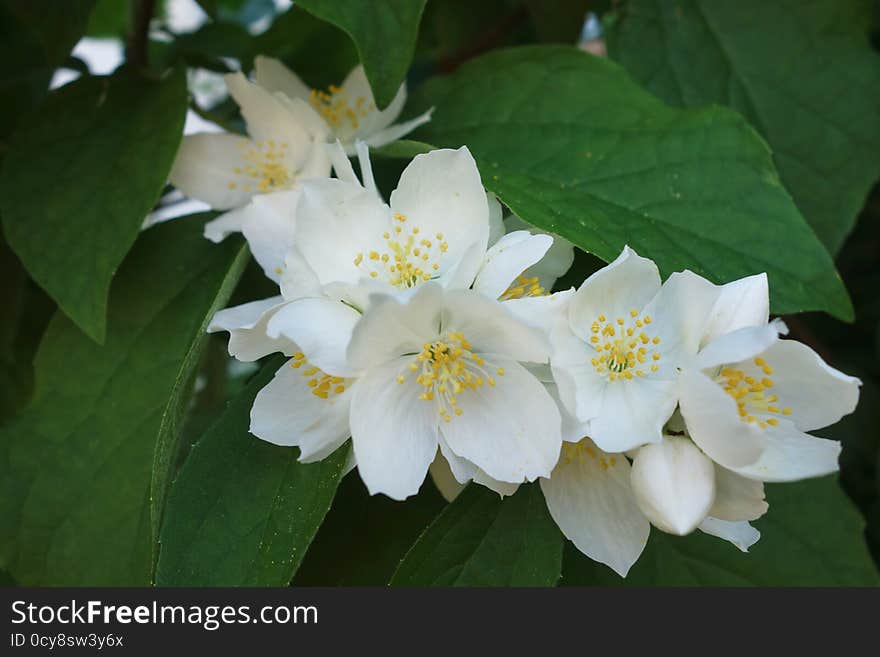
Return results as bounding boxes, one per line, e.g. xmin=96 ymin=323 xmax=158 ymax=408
xmin=437 ymin=438 xmax=519 ymax=498
xmin=240 ymin=189 xmax=301 ymax=282
xmin=254 ymin=55 xmax=312 ymax=102
xmin=266 ymin=297 xmax=362 ymax=377
xmin=732 ymin=421 xmax=841 ymax=482
xmin=389 ymin=147 xmax=489 ymax=281
xmin=250 ymin=359 xmax=352 ymax=462
xmin=630 ymin=437 xmax=716 ymax=535
xmin=280 ymin=246 xmax=323 ymax=301
xmin=169 ymin=133 xmax=255 ymax=209
xmin=710 ymin=466 xmax=768 ymax=522
xmin=503 ymin=288 xmax=573 ymax=336
xmin=347 ymin=283 xmax=443 ymax=370
xmin=757 ymin=338 xmax=860 ymax=432
xmin=472 ymin=231 xmax=553 ymax=300
xmin=698 ymin=518 xmax=760 ymax=552
xmin=293 ymin=177 xmax=391 ymax=286
xmin=695 ymin=320 xmax=787 ymax=371
xmin=679 ymin=368 xmax=765 ymax=468
xmin=439 ymin=358 xmax=561 ymax=483
xmin=504 ymin=214 xmax=574 ymax=290
xmin=588 ymin=377 xmax=678 ymax=452
xmin=208 ymin=296 xmax=291 ymax=361
xmin=487 ymin=193 xmax=505 ymax=246
xmin=350 ymin=357 xmax=439 ymax=500
xmin=363 ymin=108 xmax=434 ymax=150
xmin=442 ymin=288 xmax=550 ymax=363
xmin=540 ymin=440 xmax=649 ymax=577
xmin=568 ymin=246 xmax=660 ymax=337
xmin=225 ymin=72 xmax=323 ymax=150
xmin=204 ymin=206 xmax=248 ymax=243
xmin=701 ymin=273 xmax=769 ymax=347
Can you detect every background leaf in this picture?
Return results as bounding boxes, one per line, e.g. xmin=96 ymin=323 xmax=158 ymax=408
xmin=0 ymin=67 xmax=188 ymax=343
xmin=606 ymin=0 xmax=880 ymax=254
xmin=296 ymin=0 xmax=428 ymax=108
xmin=391 ymin=484 xmax=563 ymax=586
xmin=293 ymin=474 xmax=446 ymax=586
xmin=5 ymin=0 xmax=95 ymax=67
xmin=411 ymin=45 xmax=852 ymax=320
xmin=0 ymin=215 xmax=248 ymax=585
xmin=561 ymin=476 xmax=880 ymax=585
xmin=155 ymin=358 xmax=348 ymax=587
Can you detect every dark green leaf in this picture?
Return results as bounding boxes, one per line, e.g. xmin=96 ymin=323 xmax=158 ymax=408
xmin=156 ymin=359 xmax=348 ymax=586
xmin=0 ymin=67 xmax=188 ymax=342
xmin=391 ymin=484 xmax=563 ymax=586
xmin=562 ymin=476 xmax=880 ymax=585
xmin=293 ymin=473 xmax=446 ymax=586
xmin=411 ymin=46 xmax=852 ymax=320
xmin=6 ymin=0 xmax=95 ymax=67
xmin=0 ymin=215 xmax=248 ymax=585
xmin=254 ymin=7 xmax=358 ymax=90
xmin=372 ymin=139 xmax=435 ymax=159
xmin=605 ymin=0 xmax=880 ymax=254
xmin=296 ymin=0 xmax=427 ymax=108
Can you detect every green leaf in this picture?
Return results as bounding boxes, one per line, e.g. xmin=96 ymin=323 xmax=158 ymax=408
xmin=6 ymin=0 xmax=95 ymax=67
xmin=254 ymin=7 xmax=357 ymax=90
xmin=562 ymin=476 xmax=880 ymax=585
xmin=0 ymin=67 xmax=188 ymax=343
xmin=156 ymin=359 xmax=348 ymax=586
xmin=372 ymin=139 xmax=435 ymax=159
xmin=0 ymin=215 xmax=248 ymax=585
xmin=293 ymin=474 xmax=446 ymax=586
xmin=605 ymin=0 xmax=880 ymax=254
xmin=296 ymin=0 xmax=427 ymax=108
xmin=411 ymin=45 xmax=852 ymax=320
xmin=391 ymin=484 xmax=563 ymax=586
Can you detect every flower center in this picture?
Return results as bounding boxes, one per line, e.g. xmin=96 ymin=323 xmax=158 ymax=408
xmin=561 ymin=439 xmax=617 ymax=470
xmin=309 ymin=85 xmax=374 ymax=130
xmin=716 ymin=357 xmax=791 ymax=429
xmin=588 ymin=310 xmax=661 ymax=381
xmin=396 ymin=331 xmax=504 ymax=423
xmin=290 ymin=352 xmax=348 ymax=401
xmin=500 ymin=275 xmax=546 ymax=301
xmin=229 ymin=139 xmax=293 ymax=193
xmin=353 ymin=213 xmax=449 ymax=289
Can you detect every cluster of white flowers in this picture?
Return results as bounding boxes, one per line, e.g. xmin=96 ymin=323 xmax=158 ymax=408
xmin=172 ymin=58 xmax=861 ymax=577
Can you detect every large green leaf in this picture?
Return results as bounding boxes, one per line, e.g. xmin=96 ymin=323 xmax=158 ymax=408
xmin=562 ymin=476 xmax=880 ymax=585
xmin=0 ymin=216 xmax=248 ymax=585
xmin=155 ymin=359 xmax=348 ymax=587
xmin=0 ymin=67 xmax=188 ymax=343
xmin=411 ymin=46 xmax=852 ymax=320
xmin=606 ymin=0 xmax=880 ymax=254
xmin=6 ymin=0 xmax=95 ymax=67
xmin=296 ymin=0 xmax=427 ymax=108
xmin=391 ymin=484 xmax=563 ymax=586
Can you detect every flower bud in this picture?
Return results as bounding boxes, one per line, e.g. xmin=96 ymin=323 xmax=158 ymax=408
xmin=630 ymin=436 xmax=715 ymax=535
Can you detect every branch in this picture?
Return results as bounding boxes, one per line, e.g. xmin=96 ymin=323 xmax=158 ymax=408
xmin=127 ymin=0 xmax=156 ymax=69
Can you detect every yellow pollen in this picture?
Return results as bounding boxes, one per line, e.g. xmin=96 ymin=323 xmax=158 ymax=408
xmin=400 ymin=331 xmax=504 ymax=422
xmin=588 ymin=309 xmax=661 ymax=381
xmin=500 ymin=274 xmax=547 ymax=301
xmin=309 ymin=87 xmax=374 ymax=130
xmin=717 ymin=358 xmax=790 ymax=429
xmin=232 ymin=140 xmax=293 ymax=193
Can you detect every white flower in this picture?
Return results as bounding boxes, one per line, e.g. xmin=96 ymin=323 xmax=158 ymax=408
xmin=679 ymin=320 xmax=861 ymax=481
xmin=207 ymin=295 xmax=356 ymax=463
xmin=627 ymin=433 xmax=769 ymax=551
xmin=550 ymin=246 xmax=719 ymax=453
xmin=501 ymin=214 xmax=575 ymax=292
xmin=538 ymin=382 xmax=650 ymax=577
xmin=169 ymin=72 xmax=331 ymax=243
xmin=343 ymin=283 xmax=562 ymax=501
xmin=282 ymin=145 xmax=554 ymax=309
xmin=254 ymin=56 xmax=433 ymax=155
